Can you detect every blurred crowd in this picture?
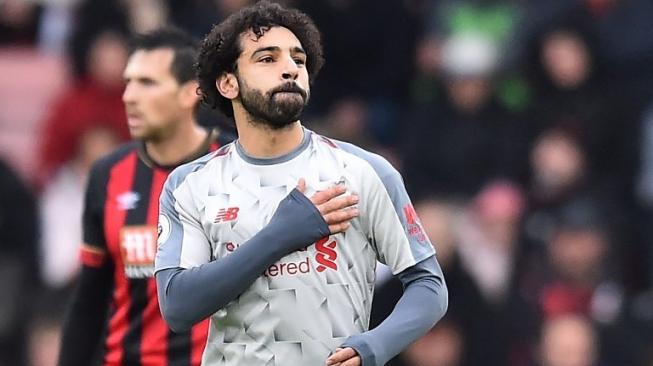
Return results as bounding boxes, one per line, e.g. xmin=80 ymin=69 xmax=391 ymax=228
xmin=1 ymin=0 xmax=653 ymax=365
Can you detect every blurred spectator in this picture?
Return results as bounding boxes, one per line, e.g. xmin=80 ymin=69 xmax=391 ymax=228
xmin=403 ymin=317 xmax=465 ymax=366
xmin=538 ymin=315 xmax=599 ymax=366
xmin=0 ymin=0 xmax=42 ymax=45
xmin=539 ymin=201 xmax=620 ymax=322
xmin=637 ymin=104 xmax=653 ymax=208
xmin=456 ymin=180 xmax=525 ymax=305
xmin=298 ymin=0 xmax=420 ymax=118
xmin=38 ymin=0 xmax=77 ymax=55
xmin=39 ymin=126 xmax=120 ymax=301
xmin=579 ymin=0 xmax=653 ymax=108
xmin=402 ymin=32 xmax=530 ymax=200
xmin=425 ymin=0 xmax=519 ymax=46
xmin=636 ymin=103 xmax=653 ymax=289
xmin=523 ymin=198 xmax=637 ymax=364
xmin=34 ymin=125 xmax=119 ymax=366
xmin=372 ymin=199 xmax=502 ymax=366
xmin=525 ymin=22 xmax=636 ymax=198
xmin=123 ymin=0 xmax=167 ymax=34
xmin=409 ymin=34 xmax=444 ymax=107
xmin=37 ymin=29 xmax=130 ymax=186
xmin=418 ymin=0 xmax=534 ymax=111
xmin=454 ymin=180 xmax=528 ymax=365
xmin=0 ymin=48 xmax=68 ymax=182
xmin=68 ymin=0 xmax=129 ymax=79
xmin=523 ymin=128 xmax=602 ymax=251
xmin=0 ymin=159 xmax=39 ymax=366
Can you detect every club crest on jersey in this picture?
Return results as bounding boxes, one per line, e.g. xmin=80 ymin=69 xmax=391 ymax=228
xmin=214 ymin=207 xmax=240 ymax=223
xmin=157 ymin=214 xmax=171 ymax=247
xmin=315 ymin=236 xmax=338 ymax=272
xmin=120 ymin=225 xmax=157 ymax=278
xmin=117 ymin=191 xmax=140 ymax=210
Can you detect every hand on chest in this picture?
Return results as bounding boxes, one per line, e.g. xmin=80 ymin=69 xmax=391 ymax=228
xmin=204 ymin=175 xmax=345 ymax=246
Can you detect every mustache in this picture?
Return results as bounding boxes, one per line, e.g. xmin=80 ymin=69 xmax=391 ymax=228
xmin=269 ymin=83 xmax=308 ymax=99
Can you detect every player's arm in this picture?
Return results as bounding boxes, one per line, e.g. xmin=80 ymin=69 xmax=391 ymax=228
xmin=58 ymin=162 xmax=114 ymax=366
xmin=329 ymin=143 xmax=448 ymax=366
xmin=58 ymin=258 xmax=114 ymax=366
xmin=155 ymin=176 xmax=357 ymax=332
xmin=331 ymin=257 xmax=447 ymax=366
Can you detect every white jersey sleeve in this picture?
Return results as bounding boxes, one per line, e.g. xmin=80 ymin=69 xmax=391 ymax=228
xmin=335 ymin=141 xmax=435 ymax=274
xmin=155 ymin=155 xmax=214 ymax=272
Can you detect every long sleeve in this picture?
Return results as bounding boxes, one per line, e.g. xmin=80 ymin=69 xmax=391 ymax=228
xmin=57 ymin=262 xmax=114 ymax=366
xmin=342 ymin=257 xmax=448 ymax=366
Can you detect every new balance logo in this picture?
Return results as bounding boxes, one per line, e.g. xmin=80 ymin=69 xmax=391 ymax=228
xmin=315 ymin=236 xmax=338 ymax=272
xmin=214 ymin=207 xmax=239 ymax=223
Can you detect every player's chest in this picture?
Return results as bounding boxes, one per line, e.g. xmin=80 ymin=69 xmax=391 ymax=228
xmin=103 ymin=169 xmax=167 ymax=278
xmin=201 ymin=181 xmax=293 ymax=248
xmin=203 ymin=159 xmax=347 ymax=246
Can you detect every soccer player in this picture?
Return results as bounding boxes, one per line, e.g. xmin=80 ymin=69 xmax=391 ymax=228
xmin=155 ymin=2 xmax=449 ymax=366
xmin=57 ymin=27 xmax=233 ymax=366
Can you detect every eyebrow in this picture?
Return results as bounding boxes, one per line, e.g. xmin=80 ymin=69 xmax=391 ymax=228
xmin=250 ymin=46 xmax=306 ymax=59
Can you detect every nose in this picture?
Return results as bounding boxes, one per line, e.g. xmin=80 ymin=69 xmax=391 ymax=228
xmin=122 ymin=82 xmax=135 ymax=104
xmin=281 ymin=57 xmax=299 ymax=81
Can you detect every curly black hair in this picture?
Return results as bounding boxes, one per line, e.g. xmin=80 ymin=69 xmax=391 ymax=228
xmin=196 ymin=1 xmax=324 ymax=118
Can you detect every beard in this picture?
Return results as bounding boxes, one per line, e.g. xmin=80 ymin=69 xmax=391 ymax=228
xmin=237 ymin=77 xmax=310 ymax=129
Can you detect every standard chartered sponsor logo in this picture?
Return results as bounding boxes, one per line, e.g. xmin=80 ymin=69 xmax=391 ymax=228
xmin=224 ymin=236 xmax=340 ymax=277
xmin=264 ymin=258 xmax=311 ymax=277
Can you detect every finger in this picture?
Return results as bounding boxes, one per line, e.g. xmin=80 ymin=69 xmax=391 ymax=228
xmin=341 ymin=357 xmax=361 ymax=366
xmin=325 ymin=348 xmax=343 ymax=366
xmin=328 ymin=221 xmax=350 ymax=235
xmin=311 ymin=184 xmax=347 ymax=205
xmin=326 ymin=348 xmax=356 ymax=365
xmin=296 ymin=178 xmax=306 ymax=193
xmin=326 ymin=347 xmax=358 ymax=364
xmin=323 ymin=207 xmax=359 ymax=225
xmin=317 ymin=194 xmax=358 ymax=215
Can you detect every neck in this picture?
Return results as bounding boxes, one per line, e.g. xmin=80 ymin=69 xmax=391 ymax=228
xmin=233 ymin=106 xmax=304 ymax=158
xmin=144 ymin=117 xmax=207 ymax=166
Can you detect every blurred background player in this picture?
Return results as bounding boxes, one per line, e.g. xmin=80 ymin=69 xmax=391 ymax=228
xmin=0 ymin=159 xmax=38 ymax=366
xmin=57 ymin=27 xmax=233 ymax=366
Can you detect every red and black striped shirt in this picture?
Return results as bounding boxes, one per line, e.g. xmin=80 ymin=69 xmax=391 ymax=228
xmin=77 ymin=129 xmax=231 ymax=366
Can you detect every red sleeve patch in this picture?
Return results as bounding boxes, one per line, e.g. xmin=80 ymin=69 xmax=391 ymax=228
xmin=403 ymin=204 xmax=418 ymax=225
xmin=80 ymin=245 xmax=107 ymax=268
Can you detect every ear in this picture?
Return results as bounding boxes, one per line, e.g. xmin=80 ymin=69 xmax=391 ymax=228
xmin=178 ymin=80 xmax=200 ymax=109
xmin=216 ymin=73 xmax=239 ymax=100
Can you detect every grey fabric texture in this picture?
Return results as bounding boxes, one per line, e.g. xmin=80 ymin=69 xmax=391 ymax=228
xmin=156 ymin=188 xmax=329 ymax=332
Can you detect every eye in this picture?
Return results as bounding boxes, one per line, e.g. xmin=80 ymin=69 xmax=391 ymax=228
xmin=294 ymin=58 xmax=306 ymax=66
xmin=259 ymin=56 xmax=274 ymax=63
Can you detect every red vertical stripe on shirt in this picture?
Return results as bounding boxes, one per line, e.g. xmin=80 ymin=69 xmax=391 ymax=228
xmin=103 ymin=152 xmax=138 ymax=365
xmin=191 ymin=319 xmax=210 ymax=364
xmin=140 ymin=169 xmax=170 ymax=365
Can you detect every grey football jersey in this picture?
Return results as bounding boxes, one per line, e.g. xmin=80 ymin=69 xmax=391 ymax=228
xmin=156 ymin=129 xmax=434 ymax=365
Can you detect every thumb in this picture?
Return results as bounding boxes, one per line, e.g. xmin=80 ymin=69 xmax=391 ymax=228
xmin=296 ymin=178 xmax=306 ymax=193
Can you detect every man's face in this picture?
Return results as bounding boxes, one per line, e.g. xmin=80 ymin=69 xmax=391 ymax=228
xmin=234 ymin=26 xmax=310 ymax=129
xmin=122 ymin=48 xmax=187 ymax=141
